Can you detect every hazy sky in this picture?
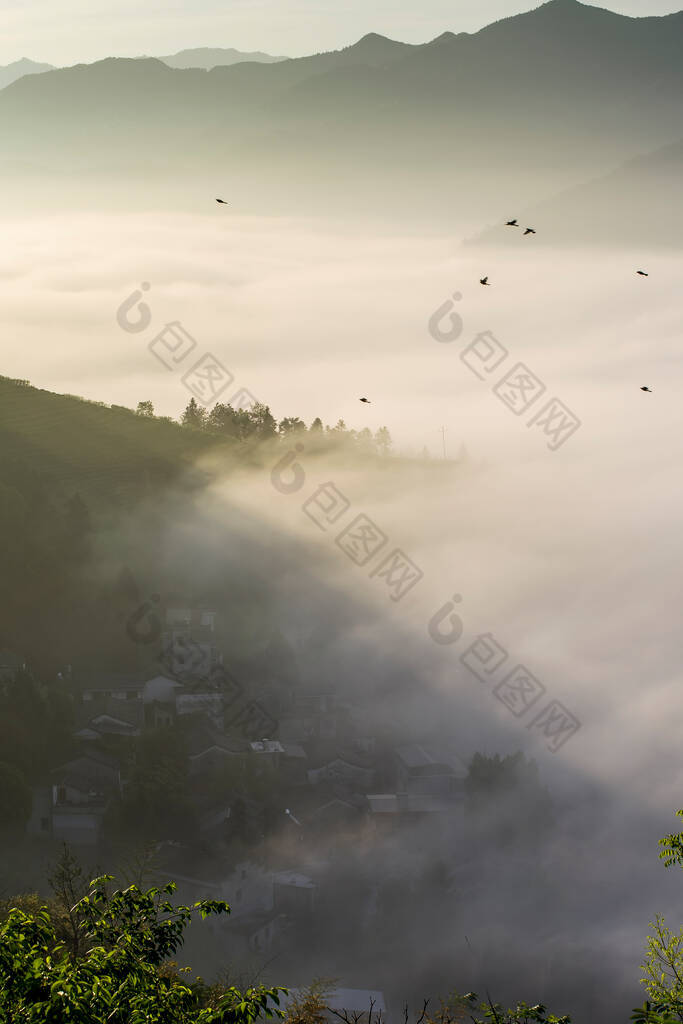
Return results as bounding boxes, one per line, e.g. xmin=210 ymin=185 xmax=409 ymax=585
xmin=1 ymin=0 xmax=682 ymax=65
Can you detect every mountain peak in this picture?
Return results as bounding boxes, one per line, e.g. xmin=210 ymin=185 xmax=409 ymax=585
xmin=352 ymin=32 xmax=401 ymax=48
xmin=342 ymin=32 xmax=412 ymax=61
xmin=534 ymin=0 xmax=615 ymax=16
xmin=476 ymin=0 xmax=625 ymax=40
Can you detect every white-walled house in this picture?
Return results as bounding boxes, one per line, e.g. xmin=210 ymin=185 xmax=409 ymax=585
xmin=272 ymin=871 xmax=317 ymax=915
xmin=220 ymin=860 xmax=274 ymax=918
xmin=142 ymin=675 xmax=182 ymax=704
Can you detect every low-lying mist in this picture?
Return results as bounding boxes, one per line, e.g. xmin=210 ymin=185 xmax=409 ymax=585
xmin=2 ymin=203 xmax=683 ymax=1022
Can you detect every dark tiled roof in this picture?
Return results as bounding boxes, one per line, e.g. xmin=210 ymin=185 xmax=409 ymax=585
xmin=82 ymin=672 xmax=146 ymax=691
xmin=183 ymin=717 xmax=249 ymax=758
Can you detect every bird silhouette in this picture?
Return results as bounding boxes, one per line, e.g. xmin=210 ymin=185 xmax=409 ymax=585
xmin=506 ymin=219 xmax=519 ymax=227
xmin=640 ymin=386 xmax=653 ymax=393
xmin=524 ymin=227 xmax=536 ymax=236
xmin=636 ymin=270 xmax=649 ymax=276
xmin=359 ymin=397 xmax=371 ymax=404
xmin=216 ymin=198 xmax=229 ymax=204
xmin=480 ymin=277 xmax=490 ymax=286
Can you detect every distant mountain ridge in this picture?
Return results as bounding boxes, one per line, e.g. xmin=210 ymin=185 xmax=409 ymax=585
xmin=0 ymin=58 xmax=53 ymax=90
xmin=470 ymin=134 xmax=683 ymax=248
xmin=0 ymin=47 xmax=288 ymax=92
xmin=153 ymin=46 xmax=289 ymax=68
xmin=2 ymin=0 xmax=683 ymax=228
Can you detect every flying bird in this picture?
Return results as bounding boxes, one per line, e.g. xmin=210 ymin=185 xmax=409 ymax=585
xmin=636 ymin=270 xmax=649 ymax=276
xmin=359 ymin=397 xmax=371 ymax=404
xmin=640 ymin=386 xmax=653 ymax=393
xmin=215 ymin=198 xmax=229 ymax=204
xmin=480 ymin=276 xmax=490 ymax=286
xmin=524 ymin=227 xmax=536 ymax=235
xmin=506 ymin=219 xmax=519 ymax=227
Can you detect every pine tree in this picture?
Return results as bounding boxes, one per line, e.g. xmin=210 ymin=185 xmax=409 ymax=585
xmin=375 ymin=426 xmax=392 ymax=455
xmin=180 ymin=397 xmax=207 ymax=430
xmin=247 ymin=403 xmax=277 ymax=440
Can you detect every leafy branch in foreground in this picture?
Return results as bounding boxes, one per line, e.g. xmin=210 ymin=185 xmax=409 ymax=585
xmin=633 ymin=810 xmax=683 ymax=1023
xmin=0 ymin=874 xmax=286 ymax=1023
xmin=658 ymin=810 xmax=683 ymax=869
xmin=450 ymin=992 xmax=570 ymax=1024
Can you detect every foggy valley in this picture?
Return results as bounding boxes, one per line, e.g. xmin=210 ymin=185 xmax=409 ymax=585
xmin=1 ymin=3 xmax=683 ymax=1023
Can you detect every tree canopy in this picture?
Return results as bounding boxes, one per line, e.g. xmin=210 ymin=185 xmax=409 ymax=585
xmin=176 ymin=398 xmax=391 ymax=455
xmin=0 ymin=874 xmax=285 ymax=1024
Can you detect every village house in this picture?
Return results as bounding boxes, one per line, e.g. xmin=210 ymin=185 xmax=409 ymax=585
xmin=142 ymin=674 xmax=183 ymax=705
xmin=74 ymin=696 xmax=145 ymax=740
xmin=52 ymin=750 xmax=122 ymax=799
xmin=176 ymin=692 xmax=224 ymax=729
xmin=81 ymin=672 xmax=145 ymax=703
xmin=394 ymin=744 xmax=464 ymax=797
xmin=49 ymin=751 xmax=122 ymax=846
xmin=228 ymin=911 xmax=289 ymax=958
xmin=146 ymin=698 xmax=176 ymax=730
xmin=364 ymin=792 xmax=455 ymax=834
xmin=184 ymin=718 xmax=249 ymax=776
xmin=248 ymin=738 xmax=285 ymax=776
xmin=307 ymin=795 xmax=366 ymax=834
xmin=221 ymin=860 xmax=275 ymax=918
xmin=274 ymin=780 xmax=367 ymax=838
xmin=272 ymin=871 xmax=317 ymax=916
xmin=76 ymin=673 xmax=184 ymax=734
xmin=307 ymin=749 xmax=375 ymax=790
xmin=50 ymin=801 xmax=109 ymax=847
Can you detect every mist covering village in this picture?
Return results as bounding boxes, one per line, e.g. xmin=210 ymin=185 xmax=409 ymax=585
xmin=1 ymin=2 xmax=683 ymax=1022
